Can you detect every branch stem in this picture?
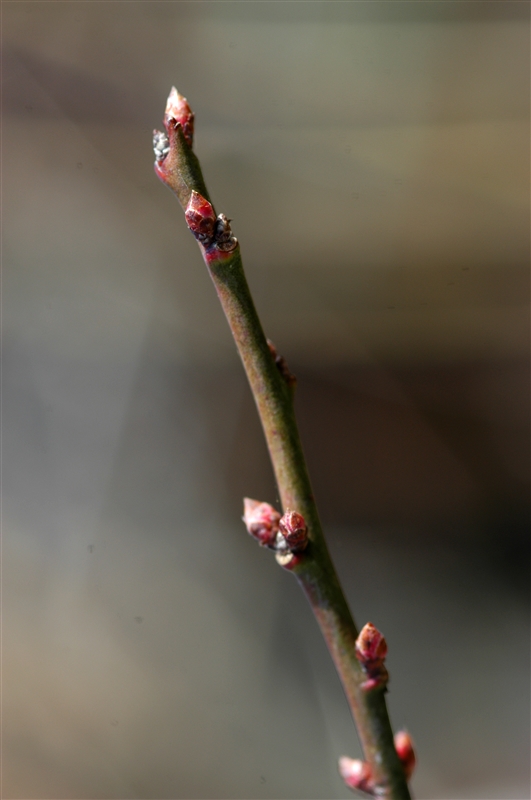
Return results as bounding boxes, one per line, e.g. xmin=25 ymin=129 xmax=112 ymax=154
xmin=205 ymin=247 xmax=410 ymax=800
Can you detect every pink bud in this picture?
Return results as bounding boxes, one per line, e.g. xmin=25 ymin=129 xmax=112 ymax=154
xmin=355 ymin=622 xmax=389 ymax=692
xmin=164 ymin=86 xmax=194 ymax=147
xmin=355 ymin=622 xmax=388 ymax=664
xmin=338 ymin=757 xmax=374 ymax=793
xmin=394 ymin=730 xmax=416 ymax=779
xmin=185 ymin=191 xmax=217 ymax=243
xmin=242 ymin=498 xmax=281 ymax=548
xmin=279 ymin=510 xmax=308 ymax=552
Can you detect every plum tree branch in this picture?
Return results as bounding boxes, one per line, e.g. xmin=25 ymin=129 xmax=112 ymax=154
xmin=153 ymin=88 xmax=413 ymax=800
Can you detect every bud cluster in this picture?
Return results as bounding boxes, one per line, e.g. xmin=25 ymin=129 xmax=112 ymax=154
xmin=153 ymin=89 xmax=238 ymax=255
xmin=242 ymin=500 xmax=309 ymax=567
xmin=355 ymin=622 xmax=389 ymax=692
xmin=185 ymin=192 xmax=238 ymax=253
xmin=339 ymin=731 xmax=415 ymax=795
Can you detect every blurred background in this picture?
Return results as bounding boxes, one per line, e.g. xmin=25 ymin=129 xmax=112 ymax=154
xmin=3 ymin=2 xmax=529 ymax=798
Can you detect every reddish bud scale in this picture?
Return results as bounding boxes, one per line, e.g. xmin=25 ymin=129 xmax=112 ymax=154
xmin=394 ymin=730 xmax=416 ymax=779
xmin=338 ymin=757 xmax=374 ymax=794
xmin=279 ymin=510 xmax=308 ymax=552
xmin=242 ymin=498 xmax=281 ymax=548
xmin=184 ymin=204 xmax=238 ymax=257
xmin=185 ymin=191 xmax=217 ymax=241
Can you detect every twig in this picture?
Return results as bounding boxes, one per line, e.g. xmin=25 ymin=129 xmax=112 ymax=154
xmin=153 ymin=88 xmax=413 ymax=800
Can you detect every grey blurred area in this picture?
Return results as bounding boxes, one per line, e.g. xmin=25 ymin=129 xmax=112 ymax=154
xmin=3 ymin=2 xmax=529 ymax=798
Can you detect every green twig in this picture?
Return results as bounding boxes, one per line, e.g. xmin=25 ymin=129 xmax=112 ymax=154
xmin=153 ymin=88 xmax=412 ymax=800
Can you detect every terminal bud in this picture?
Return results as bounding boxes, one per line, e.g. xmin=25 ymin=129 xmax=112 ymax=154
xmin=164 ymin=86 xmax=194 ymax=147
xmin=242 ymin=498 xmax=281 ymax=549
xmin=279 ymin=510 xmax=308 ymax=552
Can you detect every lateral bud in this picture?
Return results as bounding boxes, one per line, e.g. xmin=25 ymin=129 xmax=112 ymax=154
xmin=185 ymin=191 xmax=217 ymax=243
xmin=279 ymin=510 xmax=308 ymax=552
xmin=164 ymin=86 xmax=194 ymax=148
xmin=339 ymin=733 xmax=414 ymax=795
xmin=153 ymin=129 xmax=170 ymax=163
xmin=185 ymin=194 xmax=238 ymax=254
xmin=213 ymin=213 xmax=238 ymax=253
xmin=355 ymin=622 xmax=389 ymax=692
xmin=394 ymin=730 xmax=416 ymax=779
xmin=267 ymin=339 xmax=297 ymax=389
xmin=338 ymin=757 xmax=375 ymax=795
xmin=242 ymin=498 xmax=281 ymax=549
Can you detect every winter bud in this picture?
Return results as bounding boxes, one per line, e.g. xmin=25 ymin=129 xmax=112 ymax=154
xmin=338 ymin=757 xmax=374 ymax=794
xmin=394 ymin=730 xmax=416 ymax=779
xmin=279 ymin=510 xmax=308 ymax=552
xmin=355 ymin=622 xmax=389 ymax=692
xmin=185 ymin=191 xmax=217 ymax=243
xmin=242 ymin=498 xmax=281 ymax=548
xmin=164 ymin=87 xmax=194 ymax=147
xmin=212 ymin=213 xmax=238 ymax=253
xmin=355 ymin=622 xmax=388 ymax=664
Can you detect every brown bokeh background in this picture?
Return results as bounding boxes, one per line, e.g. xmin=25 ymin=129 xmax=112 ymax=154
xmin=3 ymin=2 xmax=529 ymax=798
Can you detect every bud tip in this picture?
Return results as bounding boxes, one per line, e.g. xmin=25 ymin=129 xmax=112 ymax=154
xmin=164 ymin=86 xmax=194 ymax=147
xmin=242 ymin=498 xmax=281 ymax=548
xmin=394 ymin=730 xmax=416 ymax=779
